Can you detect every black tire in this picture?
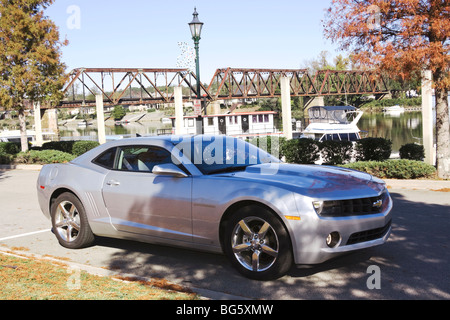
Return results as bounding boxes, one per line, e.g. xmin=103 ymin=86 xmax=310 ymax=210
xmin=223 ymin=205 xmax=293 ymax=280
xmin=51 ymin=192 xmax=95 ymax=249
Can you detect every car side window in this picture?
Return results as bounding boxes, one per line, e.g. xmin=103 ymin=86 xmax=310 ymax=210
xmin=92 ymin=147 xmax=117 ymax=169
xmin=117 ymin=146 xmax=172 ymax=173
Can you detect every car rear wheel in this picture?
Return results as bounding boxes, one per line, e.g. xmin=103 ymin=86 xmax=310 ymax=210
xmin=51 ymin=192 xmax=95 ymax=249
xmin=223 ymin=205 xmax=293 ymax=280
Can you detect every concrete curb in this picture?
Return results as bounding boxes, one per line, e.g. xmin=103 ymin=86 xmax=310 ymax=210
xmin=384 ymin=179 xmax=450 ymax=191
xmin=0 ymin=164 xmax=43 ymax=171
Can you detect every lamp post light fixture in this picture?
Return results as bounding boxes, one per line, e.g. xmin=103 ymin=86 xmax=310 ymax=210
xmin=189 ymin=7 xmax=203 ymax=99
xmin=189 ymin=7 xmax=204 ymax=133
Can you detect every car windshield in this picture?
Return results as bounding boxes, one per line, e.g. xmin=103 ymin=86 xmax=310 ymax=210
xmin=170 ymin=136 xmax=280 ymax=175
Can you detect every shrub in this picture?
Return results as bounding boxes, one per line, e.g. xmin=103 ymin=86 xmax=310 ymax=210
xmin=0 ymin=152 xmax=15 ymax=164
xmin=355 ymin=137 xmax=392 ymax=161
xmin=249 ymin=136 xmax=286 ymax=159
xmin=341 ymin=160 xmax=436 ymax=179
xmin=0 ymin=142 xmax=20 ymax=155
xmin=399 ymin=143 xmax=425 ymax=161
xmin=282 ymin=138 xmax=320 ymax=164
xmin=41 ymin=141 xmax=75 ymax=154
xmin=319 ymin=140 xmax=354 ymax=165
xmin=72 ymin=141 xmax=100 ymax=156
xmin=41 ymin=140 xmax=99 ymax=156
xmin=15 ymin=150 xmax=75 ymax=164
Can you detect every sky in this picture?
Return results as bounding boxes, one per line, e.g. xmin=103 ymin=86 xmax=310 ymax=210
xmin=45 ymin=0 xmax=340 ymax=83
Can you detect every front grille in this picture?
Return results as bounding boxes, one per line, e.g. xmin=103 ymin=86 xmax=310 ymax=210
xmin=346 ymin=220 xmax=391 ymax=245
xmin=318 ymin=191 xmax=389 ymax=217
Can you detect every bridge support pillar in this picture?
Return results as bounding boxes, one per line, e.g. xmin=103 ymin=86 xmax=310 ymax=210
xmin=41 ymin=108 xmax=59 ymax=140
xmin=96 ymin=95 xmax=106 ymax=144
xmin=174 ymin=86 xmax=184 ymax=135
xmin=421 ymin=70 xmax=435 ymax=165
xmin=280 ymin=76 xmax=293 ymax=140
xmin=33 ymin=102 xmax=44 ymax=147
xmin=208 ymin=101 xmax=221 ymax=115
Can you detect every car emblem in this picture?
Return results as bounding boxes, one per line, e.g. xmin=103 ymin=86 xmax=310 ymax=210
xmin=373 ymin=199 xmax=383 ymax=209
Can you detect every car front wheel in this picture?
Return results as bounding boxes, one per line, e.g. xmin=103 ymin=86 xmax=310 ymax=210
xmin=51 ymin=192 xmax=95 ymax=249
xmin=223 ymin=205 xmax=293 ymax=280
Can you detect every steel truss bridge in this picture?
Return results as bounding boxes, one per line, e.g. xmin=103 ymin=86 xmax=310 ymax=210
xmin=58 ymin=67 xmax=390 ymax=108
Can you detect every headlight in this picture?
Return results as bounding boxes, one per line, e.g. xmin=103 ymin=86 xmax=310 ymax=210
xmin=312 ymin=201 xmax=323 ymax=215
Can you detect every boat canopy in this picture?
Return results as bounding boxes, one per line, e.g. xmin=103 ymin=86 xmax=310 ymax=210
xmin=308 ymin=106 xmax=358 ymax=124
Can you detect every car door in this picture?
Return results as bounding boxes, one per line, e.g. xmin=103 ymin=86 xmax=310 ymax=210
xmin=101 ymin=145 xmax=193 ymax=242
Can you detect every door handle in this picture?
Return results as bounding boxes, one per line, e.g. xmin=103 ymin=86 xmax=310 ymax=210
xmin=106 ymin=180 xmax=120 ymax=186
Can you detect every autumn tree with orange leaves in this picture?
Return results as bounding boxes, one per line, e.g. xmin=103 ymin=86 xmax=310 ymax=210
xmin=324 ymin=0 xmax=449 ymax=179
xmin=0 ymin=0 xmax=67 ymax=151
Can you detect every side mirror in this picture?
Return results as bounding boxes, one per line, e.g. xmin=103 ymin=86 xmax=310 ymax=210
xmin=152 ymin=163 xmax=188 ymax=178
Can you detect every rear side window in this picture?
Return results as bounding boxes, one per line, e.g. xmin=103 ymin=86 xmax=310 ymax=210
xmin=116 ymin=146 xmax=172 ymax=172
xmin=93 ymin=147 xmax=117 ymax=169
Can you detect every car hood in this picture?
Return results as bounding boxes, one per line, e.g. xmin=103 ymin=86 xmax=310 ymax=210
xmin=223 ymin=163 xmax=385 ymax=199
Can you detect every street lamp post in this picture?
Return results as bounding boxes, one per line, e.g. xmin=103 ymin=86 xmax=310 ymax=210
xmin=189 ymin=7 xmax=204 ymax=134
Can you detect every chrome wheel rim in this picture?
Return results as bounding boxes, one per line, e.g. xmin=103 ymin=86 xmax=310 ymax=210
xmin=54 ymin=201 xmax=81 ymax=243
xmin=231 ymin=216 xmax=279 ymax=272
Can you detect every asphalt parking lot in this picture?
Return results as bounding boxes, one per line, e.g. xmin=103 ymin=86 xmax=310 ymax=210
xmin=1 ymin=168 xmax=449 ymax=300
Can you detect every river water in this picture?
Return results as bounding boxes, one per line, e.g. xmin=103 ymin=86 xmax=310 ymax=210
xmin=359 ymin=111 xmax=423 ymax=153
xmin=360 ymin=95 xmax=449 ymax=153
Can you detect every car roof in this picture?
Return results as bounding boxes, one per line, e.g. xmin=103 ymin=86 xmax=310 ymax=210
xmin=70 ymin=134 xmax=238 ymax=165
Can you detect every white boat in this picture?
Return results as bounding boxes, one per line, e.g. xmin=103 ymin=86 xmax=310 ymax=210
xmin=383 ymin=105 xmax=405 ymax=115
xmin=0 ymin=129 xmax=55 ymax=145
xmin=301 ymin=106 xmax=363 ymax=142
xmin=0 ymin=129 xmax=37 ymax=143
xmin=77 ymin=120 xmax=93 ymax=127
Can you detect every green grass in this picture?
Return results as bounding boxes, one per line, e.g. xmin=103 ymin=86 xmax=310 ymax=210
xmin=0 ymin=252 xmax=199 ymax=300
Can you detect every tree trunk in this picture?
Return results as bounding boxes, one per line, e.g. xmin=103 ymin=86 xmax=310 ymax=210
xmin=434 ymin=86 xmax=450 ymax=179
xmin=18 ymin=108 xmax=29 ymax=152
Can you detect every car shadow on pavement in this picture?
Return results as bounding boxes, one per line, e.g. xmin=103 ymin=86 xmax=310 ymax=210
xmin=95 ymin=191 xmax=450 ymax=299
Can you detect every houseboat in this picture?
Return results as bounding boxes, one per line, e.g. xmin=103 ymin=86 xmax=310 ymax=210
xmin=170 ymin=111 xmax=281 ymax=138
xmin=301 ymin=106 xmax=363 ymax=142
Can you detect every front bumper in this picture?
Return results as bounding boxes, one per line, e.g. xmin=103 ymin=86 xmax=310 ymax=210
xmin=289 ymin=192 xmax=393 ymax=265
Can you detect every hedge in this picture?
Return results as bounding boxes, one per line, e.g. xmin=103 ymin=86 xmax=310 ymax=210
xmin=1 ymin=137 xmax=438 ymax=180
xmin=341 ymin=160 xmax=436 ymax=179
xmin=72 ymin=141 xmax=100 ymax=156
xmin=41 ymin=141 xmax=75 ymax=154
xmin=0 ymin=153 xmax=15 ymax=164
xmin=249 ymin=136 xmax=286 ymax=159
xmin=355 ymin=137 xmax=392 ymax=161
xmin=14 ymin=150 xmax=76 ymax=165
xmin=0 ymin=142 xmax=20 ymax=155
xmin=0 ymin=140 xmax=99 ymax=165
xmin=399 ymin=143 xmax=425 ymax=161
xmin=41 ymin=140 xmax=99 ymax=156
xmin=319 ymin=140 xmax=353 ymax=165
xmin=281 ymin=138 xmax=320 ymax=164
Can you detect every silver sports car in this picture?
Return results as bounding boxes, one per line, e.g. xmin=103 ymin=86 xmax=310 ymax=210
xmin=37 ymin=135 xmax=392 ymax=280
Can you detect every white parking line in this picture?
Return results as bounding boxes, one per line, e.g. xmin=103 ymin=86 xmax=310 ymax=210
xmin=0 ymin=229 xmax=51 ymax=242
